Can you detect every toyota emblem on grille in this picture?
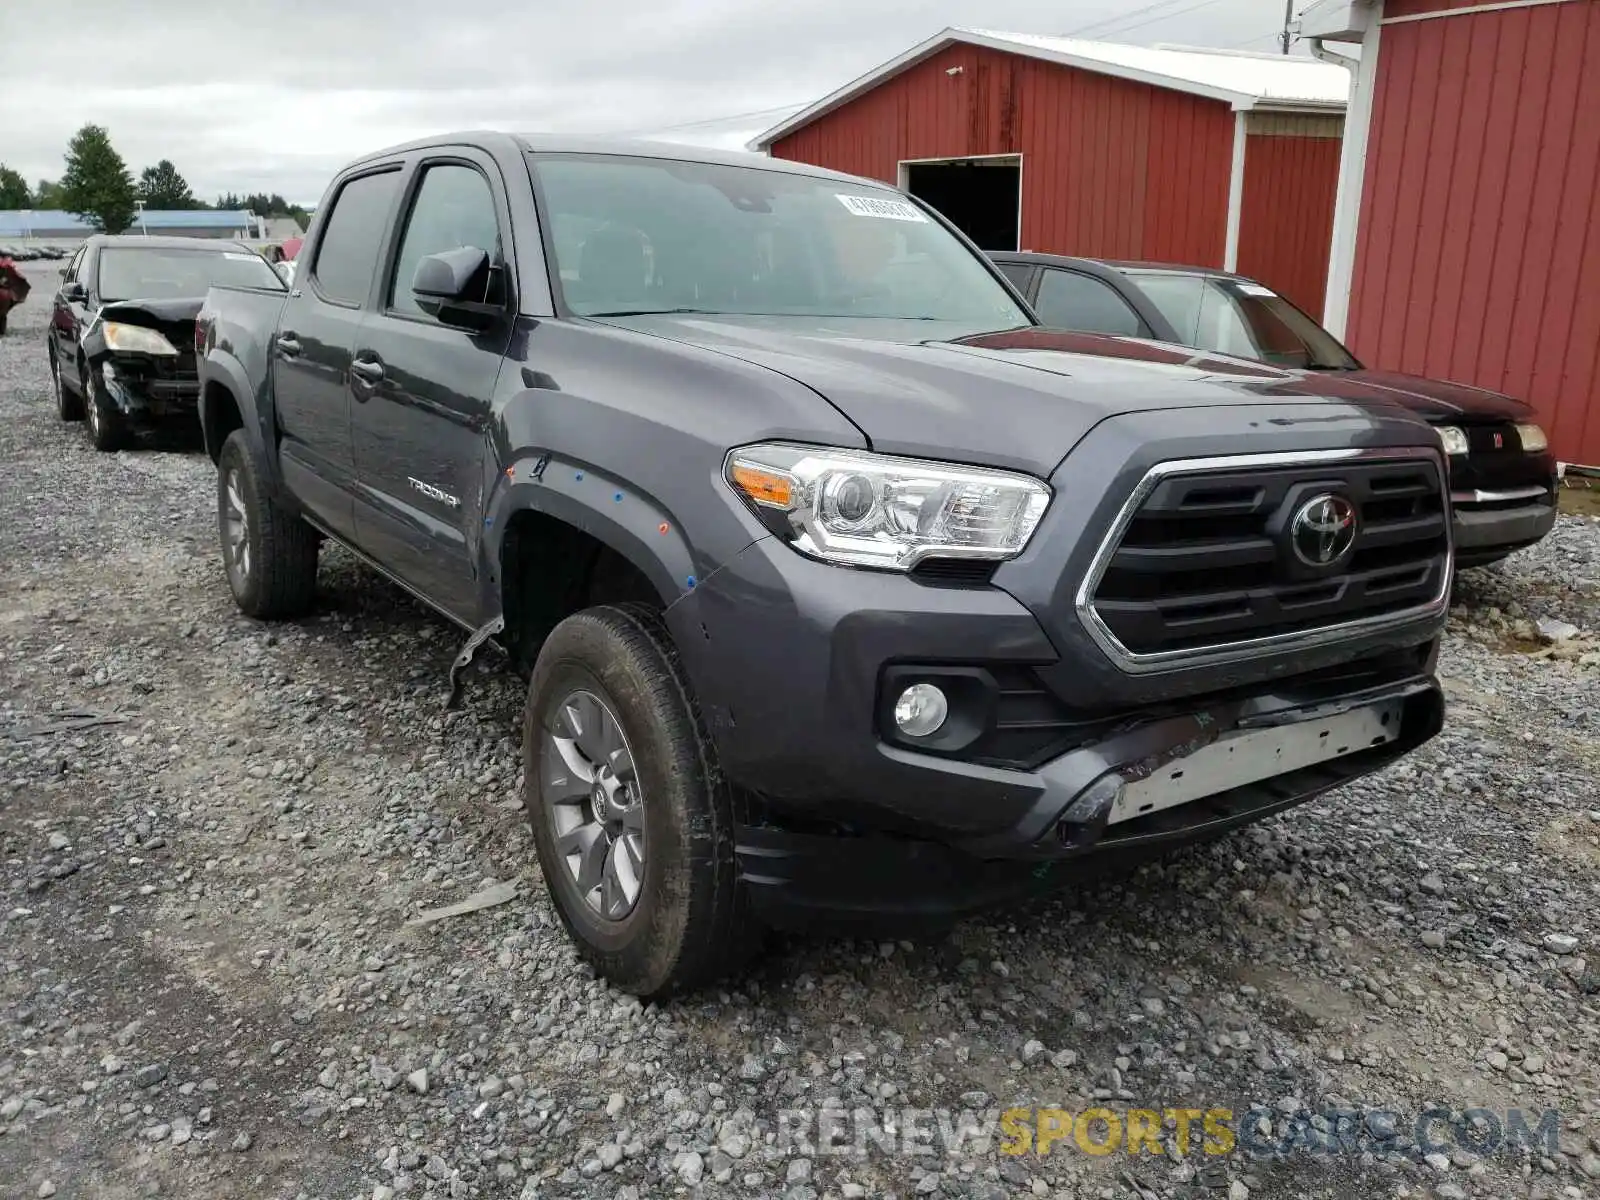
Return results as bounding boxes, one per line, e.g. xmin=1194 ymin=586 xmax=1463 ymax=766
xmin=1289 ymin=494 xmax=1358 ymax=567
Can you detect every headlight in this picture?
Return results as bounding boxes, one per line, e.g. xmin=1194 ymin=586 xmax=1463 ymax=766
xmin=1436 ymin=425 xmax=1470 ymax=456
xmin=724 ymin=443 xmax=1051 ymax=571
xmin=101 ymin=321 xmax=179 ymax=356
xmin=1515 ymin=422 xmax=1548 ymax=453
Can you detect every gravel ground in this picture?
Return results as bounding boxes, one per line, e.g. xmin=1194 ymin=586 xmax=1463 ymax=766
xmin=2 ymin=261 xmax=1598 ymax=1200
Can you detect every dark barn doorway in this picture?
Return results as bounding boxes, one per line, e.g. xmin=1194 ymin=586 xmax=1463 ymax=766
xmin=902 ymin=156 xmax=1021 ymax=251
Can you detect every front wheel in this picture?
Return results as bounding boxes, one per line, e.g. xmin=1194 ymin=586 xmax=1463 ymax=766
xmin=216 ymin=430 xmax=320 ymax=619
xmin=84 ymin=368 xmax=130 ymax=452
xmin=524 ymin=604 xmax=755 ymax=997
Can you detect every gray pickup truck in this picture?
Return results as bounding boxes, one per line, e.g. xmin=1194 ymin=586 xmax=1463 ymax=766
xmin=196 ymin=132 xmax=1453 ymax=997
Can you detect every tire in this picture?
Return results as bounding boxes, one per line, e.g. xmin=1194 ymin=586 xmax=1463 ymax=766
xmin=216 ymin=429 xmax=320 ymax=619
xmin=84 ymin=369 xmax=126 ymax=451
xmin=52 ymin=353 xmax=83 ymax=422
xmin=524 ymin=603 xmax=756 ymax=997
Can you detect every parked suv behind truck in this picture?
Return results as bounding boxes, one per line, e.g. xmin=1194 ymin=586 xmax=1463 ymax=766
xmin=196 ymin=133 xmax=1453 ymax=996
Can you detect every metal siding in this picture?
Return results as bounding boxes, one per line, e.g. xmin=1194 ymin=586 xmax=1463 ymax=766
xmin=1347 ymin=0 xmax=1600 ymax=465
xmin=771 ymin=44 xmax=1234 ymax=266
xmin=1236 ymin=132 xmax=1342 ymax=315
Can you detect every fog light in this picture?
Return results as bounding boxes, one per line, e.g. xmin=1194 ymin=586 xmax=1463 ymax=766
xmin=893 ymin=683 xmax=948 ymax=738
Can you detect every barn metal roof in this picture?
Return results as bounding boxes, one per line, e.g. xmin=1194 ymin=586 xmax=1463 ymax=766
xmin=749 ymin=27 xmax=1351 ymax=150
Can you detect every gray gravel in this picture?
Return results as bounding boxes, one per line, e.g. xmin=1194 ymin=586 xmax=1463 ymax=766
xmin=2 ymin=261 xmax=1599 ymax=1200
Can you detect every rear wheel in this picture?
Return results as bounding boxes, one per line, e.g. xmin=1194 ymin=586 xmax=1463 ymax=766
xmin=52 ymin=354 xmax=83 ymax=422
xmin=524 ymin=604 xmax=756 ymax=997
xmin=217 ymin=430 xmax=320 ymax=619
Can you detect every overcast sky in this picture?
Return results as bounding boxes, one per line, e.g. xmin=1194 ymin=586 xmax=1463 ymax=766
xmin=1 ymin=0 xmax=1292 ymax=208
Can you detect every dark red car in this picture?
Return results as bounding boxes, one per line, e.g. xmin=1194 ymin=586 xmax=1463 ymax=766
xmin=0 ymin=253 xmax=30 ymax=336
xmin=990 ymin=251 xmax=1559 ymax=568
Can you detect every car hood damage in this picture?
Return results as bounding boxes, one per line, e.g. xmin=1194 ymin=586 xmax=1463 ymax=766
xmin=597 ymin=315 xmax=1448 ymax=475
xmin=89 ymin=298 xmax=204 ymax=356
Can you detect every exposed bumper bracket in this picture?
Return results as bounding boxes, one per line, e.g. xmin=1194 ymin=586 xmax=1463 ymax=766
xmin=445 ymin=615 xmax=505 ymax=710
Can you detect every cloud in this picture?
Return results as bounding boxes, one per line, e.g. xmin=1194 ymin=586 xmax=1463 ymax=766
xmin=0 ymin=0 xmax=1280 ymax=205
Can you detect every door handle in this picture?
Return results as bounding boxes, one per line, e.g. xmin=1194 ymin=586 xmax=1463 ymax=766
xmin=350 ymin=358 xmax=385 ymax=384
xmin=275 ymin=334 xmax=302 ymax=357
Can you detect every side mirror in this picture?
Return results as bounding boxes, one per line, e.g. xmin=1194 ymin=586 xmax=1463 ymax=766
xmin=62 ymin=281 xmax=87 ymax=303
xmin=412 ymin=246 xmax=502 ymax=329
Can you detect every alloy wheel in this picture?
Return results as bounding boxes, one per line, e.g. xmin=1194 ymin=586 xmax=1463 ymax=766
xmin=540 ymin=688 xmax=646 ymax=921
xmin=223 ymin=468 xmax=251 ymax=582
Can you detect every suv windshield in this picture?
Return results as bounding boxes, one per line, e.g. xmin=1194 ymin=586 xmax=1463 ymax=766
xmin=529 ymin=153 xmax=1032 ymax=327
xmin=1125 ymin=270 xmax=1359 ymax=370
xmin=98 ymin=246 xmax=285 ymax=303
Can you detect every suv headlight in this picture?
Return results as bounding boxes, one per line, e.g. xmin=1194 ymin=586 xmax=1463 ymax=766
xmin=1436 ymin=425 xmax=1470 ymax=456
xmin=101 ymin=321 xmax=179 ymax=356
xmin=1515 ymin=422 xmax=1548 ymax=453
xmin=725 ymin=443 xmax=1051 ymax=571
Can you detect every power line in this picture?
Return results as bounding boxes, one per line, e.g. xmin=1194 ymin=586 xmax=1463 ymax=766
xmin=1088 ymin=0 xmax=1231 ymax=40
xmin=1061 ymin=0 xmax=1200 ymax=40
xmin=602 ymin=102 xmax=809 ymax=139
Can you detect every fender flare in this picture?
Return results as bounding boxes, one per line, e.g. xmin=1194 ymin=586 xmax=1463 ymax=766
xmin=199 ymin=349 xmax=279 ymax=489
xmin=480 ymin=452 xmax=699 ymax=614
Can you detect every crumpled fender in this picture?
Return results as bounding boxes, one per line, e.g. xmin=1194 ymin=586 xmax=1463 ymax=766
xmin=477 ymin=450 xmax=700 ymax=615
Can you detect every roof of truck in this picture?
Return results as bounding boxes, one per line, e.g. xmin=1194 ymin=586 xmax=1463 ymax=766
xmin=340 ymin=130 xmax=873 ymax=184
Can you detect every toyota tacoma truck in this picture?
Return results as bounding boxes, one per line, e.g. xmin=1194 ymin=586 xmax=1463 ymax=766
xmin=196 ymin=132 xmax=1454 ymax=997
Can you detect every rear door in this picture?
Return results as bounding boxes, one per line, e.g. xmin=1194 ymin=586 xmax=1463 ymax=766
xmin=272 ymin=166 xmax=403 ymax=542
xmin=347 ymin=151 xmax=512 ymax=623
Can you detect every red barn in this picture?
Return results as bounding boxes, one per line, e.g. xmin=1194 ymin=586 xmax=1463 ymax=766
xmin=750 ymin=28 xmax=1351 ymax=315
xmin=1306 ymin=0 xmax=1600 ymax=468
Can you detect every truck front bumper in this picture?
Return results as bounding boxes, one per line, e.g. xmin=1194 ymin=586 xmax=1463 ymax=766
xmin=731 ymin=671 xmax=1441 ymax=928
xmin=670 ymin=534 xmax=1443 ymax=925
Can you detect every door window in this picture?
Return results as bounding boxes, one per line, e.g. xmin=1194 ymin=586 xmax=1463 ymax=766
xmin=311 ymin=169 xmax=402 ymax=305
xmin=1033 ymin=268 xmax=1145 ymax=336
xmin=993 ymin=261 xmax=1033 ymax=290
xmin=387 ymin=163 xmax=501 ymax=316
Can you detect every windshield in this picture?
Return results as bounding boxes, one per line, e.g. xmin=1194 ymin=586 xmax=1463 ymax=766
xmin=529 ymin=153 xmax=1032 ymax=327
xmin=1125 ymin=270 xmax=1359 ymax=370
xmin=97 ymin=246 xmax=285 ymax=303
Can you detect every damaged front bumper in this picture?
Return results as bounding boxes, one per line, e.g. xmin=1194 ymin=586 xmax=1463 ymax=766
xmin=734 ymin=671 xmax=1444 ymax=930
xmin=96 ymin=354 xmax=201 ymax=421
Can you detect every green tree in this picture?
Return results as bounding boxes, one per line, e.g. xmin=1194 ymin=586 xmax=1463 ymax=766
xmin=33 ymin=179 xmax=65 ymax=209
xmin=138 ymin=159 xmax=197 ymax=209
xmin=59 ymin=124 xmax=138 ymax=234
xmin=0 ymin=165 xmax=30 ymax=208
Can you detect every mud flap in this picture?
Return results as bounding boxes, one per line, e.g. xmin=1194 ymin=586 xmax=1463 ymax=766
xmin=445 ymin=615 xmax=505 ymax=710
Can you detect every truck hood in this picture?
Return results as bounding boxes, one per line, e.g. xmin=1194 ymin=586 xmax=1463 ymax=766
xmin=1299 ymin=368 xmax=1535 ymax=422
xmin=598 ymin=315 xmax=1436 ymax=475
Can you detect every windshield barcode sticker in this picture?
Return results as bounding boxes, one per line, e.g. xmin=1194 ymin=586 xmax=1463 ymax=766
xmin=835 ymin=194 xmax=928 ymax=222
xmin=223 ymin=252 xmax=262 ymax=261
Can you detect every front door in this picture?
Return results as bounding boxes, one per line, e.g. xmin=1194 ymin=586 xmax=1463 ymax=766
xmin=349 ymin=154 xmax=511 ymax=624
xmin=271 ymin=166 xmax=404 ymax=542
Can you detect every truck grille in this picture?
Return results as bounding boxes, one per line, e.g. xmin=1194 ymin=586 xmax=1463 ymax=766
xmin=1080 ymin=451 xmax=1450 ymax=667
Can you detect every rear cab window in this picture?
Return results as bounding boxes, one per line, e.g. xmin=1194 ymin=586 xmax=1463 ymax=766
xmin=311 ymin=169 xmax=403 ymax=305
